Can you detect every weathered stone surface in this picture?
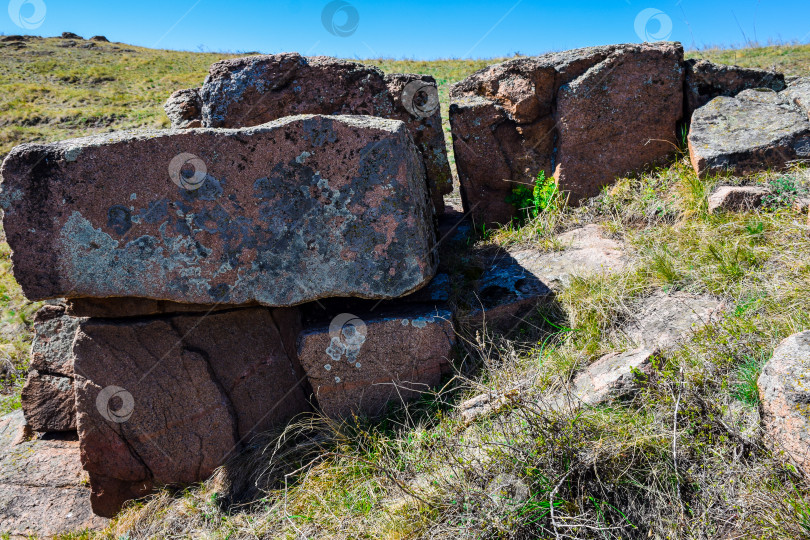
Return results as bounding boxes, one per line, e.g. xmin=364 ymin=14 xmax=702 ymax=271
xmin=622 ymin=292 xmax=725 ymax=350
xmin=758 ymin=331 xmax=810 ymax=481
xmin=1 ymin=114 xmax=437 ymax=306
xmin=572 ymin=348 xmax=655 ymax=405
xmin=90 ymin=35 xmax=109 ymax=42
xmin=684 ymin=59 xmax=786 ymax=117
xmin=784 ymin=77 xmax=810 ymax=121
xmin=450 ymin=42 xmax=684 ymax=224
xmin=163 ymin=88 xmax=202 ymax=128
xmin=688 ymin=89 xmax=810 ymax=177
xmin=508 ymin=225 xmax=628 ymax=291
xmin=297 ymin=307 xmax=455 ymax=418
xmin=707 ymin=185 xmax=770 ymax=213
xmin=65 ymin=297 xmax=237 ymax=318
xmin=73 ymin=308 xmax=310 ymax=516
xmin=0 ymin=411 xmax=108 ymax=537
xmin=21 ymin=305 xmax=83 ymax=432
xmin=465 ymin=253 xmax=554 ymax=332
xmin=194 ymin=53 xmax=451 ymax=212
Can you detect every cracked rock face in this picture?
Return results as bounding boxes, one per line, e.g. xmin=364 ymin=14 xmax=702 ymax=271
xmin=21 ymin=305 xmax=84 ymax=432
xmin=758 ymin=331 xmax=810 ymax=481
xmin=0 ymin=114 xmax=437 ymax=306
xmin=684 ymin=59 xmax=785 ymax=118
xmin=184 ymin=53 xmax=451 ymax=213
xmin=163 ymin=88 xmax=203 ymax=128
xmin=72 ymin=308 xmax=310 ymax=517
xmin=450 ymin=42 xmax=684 ymax=224
xmin=688 ymin=89 xmax=810 ymax=177
xmin=784 ymin=77 xmax=810 ymax=121
xmin=0 ymin=410 xmax=108 ymax=537
xmin=297 ymin=307 xmax=455 ymax=418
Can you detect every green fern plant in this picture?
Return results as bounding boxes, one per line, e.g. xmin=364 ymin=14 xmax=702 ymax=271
xmin=506 ymin=171 xmax=559 ymax=223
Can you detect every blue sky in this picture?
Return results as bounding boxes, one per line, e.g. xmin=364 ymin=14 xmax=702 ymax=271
xmin=2 ymin=0 xmax=809 ymax=59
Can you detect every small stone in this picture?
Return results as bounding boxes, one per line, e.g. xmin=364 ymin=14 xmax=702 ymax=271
xmin=163 ymin=88 xmax=202 ymax=128
xmin=572 ymin=348 xmax=656 ymax=405
xmin=707 ymin=186 xmax=771 ymax=214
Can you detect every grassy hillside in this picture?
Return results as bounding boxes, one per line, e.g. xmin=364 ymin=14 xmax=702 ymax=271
xmin=1 ymin=36 xmax=810 ymax=538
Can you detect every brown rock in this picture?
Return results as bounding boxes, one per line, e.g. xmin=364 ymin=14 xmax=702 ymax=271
xmin=163 ymin=88 xmax=202 ymax=128
xmin=196 ymin=53 xmax=451 ymax=213
xmin=73 ymin=308 xmax=310 ymax=516
xmin=450 ymin=42 xmax=684 ymax=224
xmin=758 ymin=332 xmax=810 ymax=480
xmin=297 ymin=307 xmax=455 ymax=418
xmin=684 ymin=59 xmax=785 ymax=117
xmin=21 ymin=305 xmax=84 ymax=432
xmin=688 ymin=89 xmax=810 ymax=177
xmin=0 ymin=411 xmax=108 ymax=536
xmin=65 ymin=297 xmax=236 ymax=318
xmin=707 ymin=185 xmax=771 ymax=213
xmin=0 ymin=114 xmax=437 ymax=306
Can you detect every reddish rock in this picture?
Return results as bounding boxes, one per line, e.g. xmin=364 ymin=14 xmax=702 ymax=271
xmin=163 ymin=88 xmax=202 ymax=128
xmin=688 ymin=89 xmax=810 ymax=177
xmin=450 ymin=42 xmax=684 ymax=224
xmin=1 ymin=115 xmax=437 ymax=306
xmin=21 ymin=304 xmax=84 ymax=432
xmin=758 ymin=332 xmax=810 ymax=480
xmin=65 ymin=297 xmax=236 ymax=318
xmin=195 ymin=53 xmax=451 ymax=212
xmin=297 ymin=307 xmax=455 ymax=418
xmin=73 ymin=308 xmax=310 ymax=516
xmin=0 ymin=411 xmax=108 ymax=536
xmin=684 ymin=59 xmax=785 ymax=117
xmin=707 ymin=185 xmax=770 ymax=213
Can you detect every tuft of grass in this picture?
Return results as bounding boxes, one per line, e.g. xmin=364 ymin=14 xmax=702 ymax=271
xmin=732 ymin=355 xmax=767 ymax=407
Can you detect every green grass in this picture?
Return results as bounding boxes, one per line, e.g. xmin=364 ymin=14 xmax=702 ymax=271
xmin=1 ymin=37 xmax=810 ymax=538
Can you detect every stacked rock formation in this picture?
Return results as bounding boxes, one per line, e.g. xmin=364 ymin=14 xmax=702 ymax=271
xmin=1 ymin=110 xmax=457 ymax=517
xmin=449 ymin=42 xmax=785 ymax=225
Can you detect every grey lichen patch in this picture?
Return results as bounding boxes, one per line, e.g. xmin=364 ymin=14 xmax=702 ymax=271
xmin=63 ymin=146 xmax=82 ymax=162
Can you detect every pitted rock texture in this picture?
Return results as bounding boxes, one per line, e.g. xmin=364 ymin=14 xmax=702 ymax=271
xmin=450 ymin=42 xmax=684 ymax=224
xmin=73 ymin=308 xmax=310 ymax=516
xmin=297 ymin=307 xmax=455 ymax=418
xmin=163 ymin=88 xmax=202 ymax=128
xmin=684 ymin=59 xmax=785 ymax=117
xmin=758 ymin=331 xmax=810 ymax=480
xmin=784 ymin=77 xmax=810 ymax=120
xmin=65 ymin=297 xmax=237 ymax=318
xmin=21 ymin=305 xmax=84 ymax=432
xmin=622 ymin=292 xmax=725 ymax=351
xmin=0 ymin=114 xmax=437 ymax=306
xmin=0 ymin=411 xmax=108 ymax=537
xmin=707 ymin=185 xmax=771 ymax=214
xmin=187 ymin=53 xmax=451 ymax=212
xmin=688 ymin=89 xmax=810 ymax=177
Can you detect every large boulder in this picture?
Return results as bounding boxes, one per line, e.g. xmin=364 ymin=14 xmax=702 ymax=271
xmin=21 ymin=304 xmax=84 ymax=432
xmin=688 ymin=89 xmax=810 ymax=177
xmin=784 ymin=77 xmax=810 ymax=121
xmin=73 ymin=308 xmax=311 ymax=516
xmin=450 ymin=42 xmax=684 ymax=224
xmin=758 ymin=332 xmax=810 ymax=481
xmin=0 ymin=114 xmax=437 ymax=306
xmin=297 ymin=307 xmax=455 ymax=418
xmin=684 ymin=59 xmax=785 ymax=117
xmin=0 ymin=411 xmax=108 ymax=536
xmin=173 ymin=53 xmax=452 ymax=212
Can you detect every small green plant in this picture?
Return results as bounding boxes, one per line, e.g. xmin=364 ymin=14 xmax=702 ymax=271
xmin=732 ymin=355 xmax=767 ymax=406
xmin=506 ymin=171 xmax=559 ymax=222
xmin=762 ymin=174 xmax=806 ymax=210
